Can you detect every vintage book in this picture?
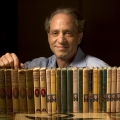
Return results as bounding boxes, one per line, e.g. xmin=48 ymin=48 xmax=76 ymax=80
xmin=51 ymin=67 xmax=56 ymax=113
xmin=67 ymin=67 xmax=73 ymax=113
xmin=0 ymin=69 xmax=6 ymax=113
xmin=98 ymin=68 xmax=102 ymax=112
xmin=33 ymin=67 xmax=41 ymax=113
xmin=106 ymin=67 xmax=112 ymax=112
xmin=56 ymin=67 xmax=61 ymax=113
xmin=46 ymin=67 xmax=52 ymax=114
xmin=4 ymin=69 xmax=13 ymax=113
xmin=18 ymin=69 xmax=27 ymax=113
xmin=78 ymin=67 xmax=83 ymax=113
xmin=11 ymin=69 xmax=19 ymax=113
xmin=93 ymin=68 xmax=98 ymax=113
xmin=61 ymin=67 xmax=67 ymax=113
xmin=111 ymin=67 xmax=117 ymax=112
xmin=88 ymin=68 xmax=93 ymax=113
xmin=26 ymin=69 xmax=34 ymax=113
xmin=83 ymin=68 xmax=89 ymax=113
xmin=40 ymin=67 xmax=47 ymax=113
xmin=116 ymin=67 xmax=120 ymax=112
xmin=72 ymin=67 xmax=78 ymax=113
xmin=101 ymin=67 xmax=107 ymax=112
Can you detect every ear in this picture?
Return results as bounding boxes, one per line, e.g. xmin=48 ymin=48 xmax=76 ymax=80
xmin=78 ymin=32 xmax=83 ymax=44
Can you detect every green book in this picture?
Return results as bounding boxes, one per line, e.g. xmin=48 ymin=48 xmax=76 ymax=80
xmin=101 ymin=67 xmax=107 ymax=112
xmin=67 ymin=67 xmax=73 ymax=113
xmin=78 ymin=67 xmax=83 ymax=113
xmin=56 ymin=68 xmax=61 ymax=113
xmin=61 ymin=68 xmax=67 ymax=113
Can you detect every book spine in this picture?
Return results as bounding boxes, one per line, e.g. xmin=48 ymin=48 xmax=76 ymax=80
xmin=40 ymin=68 xmax=47 ymax=113
xmin=106 ymin=68 xmax=112 ymax=112
xmin=73 ymin=67 xmax=78 ymax=113
xmin=93 ymin=68 xmax=98 ymax=113
xmin=46 ymin=68 xmax=52 ymax=114
xmin=5 ymin=69 xmax=13 ymax=113
xmin=26 ymin=69 xmax=35 ymax=113
xmin=18 ymin=69 xmax=27 ymax=113
xmin=51 ymin=68 xmax=56 ymax=113
xmin=98 ymin=68 xmax=102 ymax=112
xmin=101 ymin=68 xmax=107 ymax=112
xmin=88 ymin=69 xmax=93 ymax=113
xmin=11 ymin=69 xmax=19 ymax=113
xmin=61 ymin=68 xmax=67 ymax=113
xmin=33 ymin=68 xmax=41 ymax=113
xmin=67 ymin=68 xmax=73 ymax=113
xmin=83 ymin=68 xmax=89 ymax=113
xmin=0 ymin=69 xmax=6 ymax=113
xmin=111 ymin=67 xmax=117 ymax=112
xmin=78 ymin=68 xmax=83 ymax=113
xmin=116 ymin=67 xmax=120 ymax=112
xmin=56 ymin=68 xmax=61 ymax=113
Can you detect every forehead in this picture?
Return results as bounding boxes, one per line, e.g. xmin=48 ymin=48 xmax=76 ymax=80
xmin=50 ymin=13 xmax=76 ymax=26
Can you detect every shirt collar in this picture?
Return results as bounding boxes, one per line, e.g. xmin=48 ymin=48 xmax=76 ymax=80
xmin=69 ymin=47 xmax=86 ymax=67
xmin=48 ymin=47 xmax=86 ymax=68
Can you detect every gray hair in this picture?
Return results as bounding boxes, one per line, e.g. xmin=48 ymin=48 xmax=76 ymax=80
xmin=45 ymin=7 xmax=85 ymax=33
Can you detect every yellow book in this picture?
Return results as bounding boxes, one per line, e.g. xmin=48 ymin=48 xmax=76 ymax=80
xmin=11 ymin=69 xmax=19 ymax=113
xmin=33 ymin=67 xmax=41 ymax=113
xmin=0 ymin=69 xmax=6 ymax=113
xmin=83 ymin=68 xmax=89 ymax=113
xmin=106 ymin=67 xmax=112 ymax=112
xmin=111 ymin=67 xmax=117 ymax=112
xmin=51 ymin=68 xmax=56 ymax=113
xmin=26 ymin=68 xmax=34 ymax=113
xmin=46 ymin=67 xmax=52 ymax=113
xmin=40 ymin=67 xmax=47 ymax=113
xmin=116 ymin=67 xmax=120 ymax=112
xmin=93 ymin=68 xmax=98 ymax=113
xmin=18 ymin=69 xmax=27 ymax=113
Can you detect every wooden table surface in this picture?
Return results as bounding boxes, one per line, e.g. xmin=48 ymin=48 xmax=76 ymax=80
xmin=0 ymin=112 xmax=120 ymax=120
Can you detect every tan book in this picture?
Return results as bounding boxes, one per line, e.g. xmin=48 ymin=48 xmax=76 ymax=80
xmin=56 ymin=68 xmax=61 ymax=113
xmin=116 ymin=67 xmax=120 ymax=112
xmin=11 ymin=69 xmax=19 ymax=113
xmin=33 ymin=67 xmax=41 ymax=113
xmin=18 ymin=69 xmax=27 ymax=113
xmin=106 ymin=67 xmax=112 ymax=112
xmin=40 ymin=67 xmax=47 ymax=113
xmin=46 ymin=67 xmax=52 ymax=114
xmin=72 ymin=67 xmax=78 ymax=113
xmin=111 ymin=67 xmax=117 ymax=112
xmin=26 ymin=69 xmax=34 ymax=113
xmin=4 ymin=69 xmax=13 ymax=113
xmin=93 ymin=68 xmax=98 ymax=113
xmin=51 ymin=67 xmax=56 ymax=113
xmin=83 ymin=68 xmax=89 ymax=113
xmin=0 ymin=69 xmax=6 ymax=113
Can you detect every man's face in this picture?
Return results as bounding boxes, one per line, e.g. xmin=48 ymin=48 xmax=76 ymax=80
xmin=48 ymin=13 xmax=82 ymax=61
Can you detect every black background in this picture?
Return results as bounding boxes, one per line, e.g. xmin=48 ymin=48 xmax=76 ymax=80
xmin=0 ymin=0 xmax=120 ymax=66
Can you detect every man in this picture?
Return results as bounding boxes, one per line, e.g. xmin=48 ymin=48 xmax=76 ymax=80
xmin=0 ymin=7 xmax=109 ymax=69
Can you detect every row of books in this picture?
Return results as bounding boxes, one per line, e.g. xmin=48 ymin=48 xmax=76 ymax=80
xmin=0 ymin=67 xmax=120 ymax=114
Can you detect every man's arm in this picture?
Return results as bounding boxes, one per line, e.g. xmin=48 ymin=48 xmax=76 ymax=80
xmin=0 ymin=53 xmax=24 ymax=69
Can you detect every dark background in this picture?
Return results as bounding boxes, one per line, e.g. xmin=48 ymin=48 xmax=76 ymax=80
xmin=0 ymin=0 xmax=120 ymax=66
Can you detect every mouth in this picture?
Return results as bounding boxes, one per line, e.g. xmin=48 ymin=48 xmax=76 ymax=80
xmin=56 ymin=46 xmax=68 ymax=50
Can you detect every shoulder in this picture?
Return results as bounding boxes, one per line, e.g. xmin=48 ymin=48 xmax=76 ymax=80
xmin=24 ymin=55 xmax=55 ymax=68
xmin=85 ymin=55 xmax=110 ymax=67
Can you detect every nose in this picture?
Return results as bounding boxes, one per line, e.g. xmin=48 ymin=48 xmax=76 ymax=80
xmin=57 ymin=33 xmax=66 ymax=44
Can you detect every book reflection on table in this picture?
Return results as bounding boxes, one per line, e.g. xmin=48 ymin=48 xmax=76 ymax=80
xmin=1 ymin=113 xmax=120 ymax=120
